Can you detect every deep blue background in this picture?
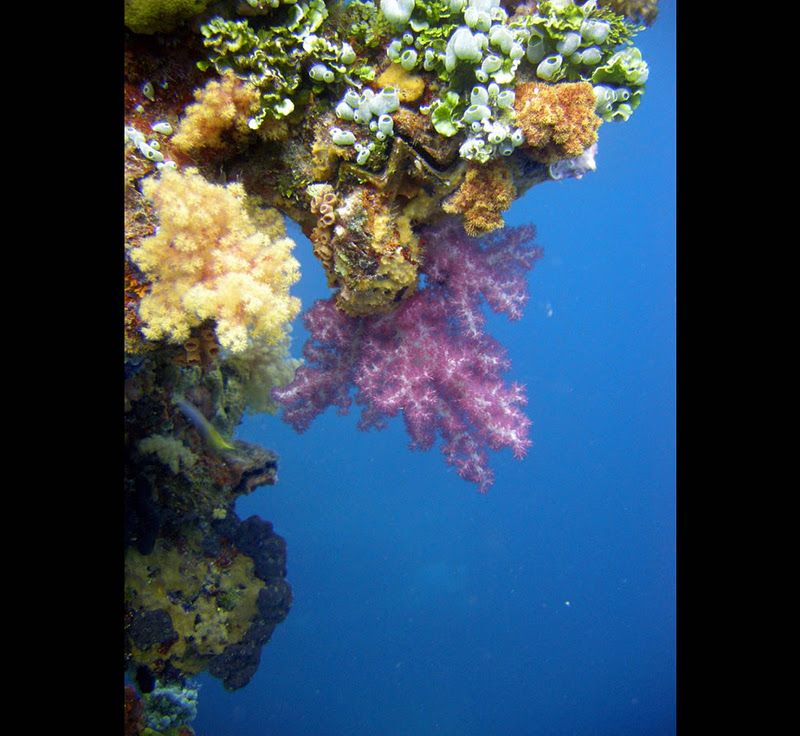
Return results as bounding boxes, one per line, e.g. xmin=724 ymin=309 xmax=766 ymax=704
xmin=193 ymin=3 xmax=675 ymax=733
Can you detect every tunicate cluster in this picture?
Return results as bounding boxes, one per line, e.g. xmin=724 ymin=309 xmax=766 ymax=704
xmin=455 ymin=82 xmax=524 ymax=162
xmin=335 ymin=87 xmax=400 ymax=124
xmin=590 ymin=47 xmax=649 ymax=120
xmin=387 ymin=0 xmax=528 ymax=85
xmin=524 ymin=14 xmax=611 ymax=84
xmin=330 ymin=86 xmax=400 ymax=162
xmin=379 ymin=0 xmax=649 ymax=159
xmin=380 ymin=0 xmax=416 ymax=27
xmin=126 ymin=126 xmax=165 ymax=164
xmin=382 ymin=0 xmax=533 ymax=162
xmin=354 ymin=140 xmax=377 ymax=166
xmin=126 ymin=125 xmax=178 ymax=170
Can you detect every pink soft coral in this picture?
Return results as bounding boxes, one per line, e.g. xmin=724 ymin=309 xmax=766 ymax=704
xmin=273 ymin=219 xmax=543 ymax=492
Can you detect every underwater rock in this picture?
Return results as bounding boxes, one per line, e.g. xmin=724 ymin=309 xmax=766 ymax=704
xmin=128 ymin=609 xmax=178 ymax=651
xmin=258 ymin=579 xmax=293 ymax=622
xmin=234 ymin=515 xmax=288 ymax=580
xmin=125 ymin=474 xmax=161 ymax=555
xmin=227 ymin=443 xmax=279 ymax=496
xmin=206 ymin=576 xmax=292 ymax=690
xmin=207 ymin=627 xmax=271 ymax=691
xmin=135 ymin=664 xmax=157 ymax=694
xmin=124 ymin=507 xmax=292 ymax=690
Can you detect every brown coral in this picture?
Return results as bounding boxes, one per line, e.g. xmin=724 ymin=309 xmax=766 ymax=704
xmin=514 ymin=81 xmax=601 ymax=165
xmin=173 ymin=322 xmax=221 ymax=368
xmin=308 ymin=185 xmax=339 ymax=273
xmin=442 ymin=160 xmax=516 ymax=237
xmin=309 ymin=185 xmax=339 ymax=227
xmin=172 ymin=71 xmax=261 ymax=153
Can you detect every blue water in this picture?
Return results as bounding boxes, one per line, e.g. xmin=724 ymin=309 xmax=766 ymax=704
xmin=193 ymin=4 xmax=676 ymax=734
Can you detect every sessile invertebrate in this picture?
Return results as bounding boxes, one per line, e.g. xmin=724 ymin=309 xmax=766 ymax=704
xmin=130 ymin=167 xmax=301 ymax=354
xmin=442 ymin=159 xmax=517 ymax=237
xmin=172 ymin=71 xmax=262 ymax=153
xmin=513 ymin=80 xmax=601 ymax=165
xmin=173 ymin=324 xmax=221 ymax=368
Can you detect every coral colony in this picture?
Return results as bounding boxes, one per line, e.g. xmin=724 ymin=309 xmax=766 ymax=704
xmin=124 ymin=0 xmax=657 ymax=730
xmin=273 ymin=219 xmax=541 ymax=492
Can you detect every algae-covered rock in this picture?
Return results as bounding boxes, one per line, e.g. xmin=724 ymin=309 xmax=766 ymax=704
xmin=125 ymin=0 xmax=211 ymax=35
xmin=124 ymin=516 xmax=291 ymax=689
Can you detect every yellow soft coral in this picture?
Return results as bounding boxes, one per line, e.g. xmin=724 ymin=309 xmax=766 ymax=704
xmin=137 ymin=434 xmax=197 ymax=473
xmin=227 ymin=335 xmax=302 ymax=414
xmin=172 ymin=71 xmax=261 ymax=153
xmin=514 ymin=81 xmax=601 ymax=165
xmin=442 ymin=160 xmax=516 ymax=237
xmin=131 ymin=167 xmax=301 ymax=353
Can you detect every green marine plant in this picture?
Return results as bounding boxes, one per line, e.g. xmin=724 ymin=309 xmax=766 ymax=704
xmin=340 ymin=0 xmax=394 ymax=50
xmin=198 ymin=0 xmax=371 ymax=131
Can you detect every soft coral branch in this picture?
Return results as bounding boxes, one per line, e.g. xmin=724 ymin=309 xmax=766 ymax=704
xmin=273 ymin=218 xmax=543 ymax=492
